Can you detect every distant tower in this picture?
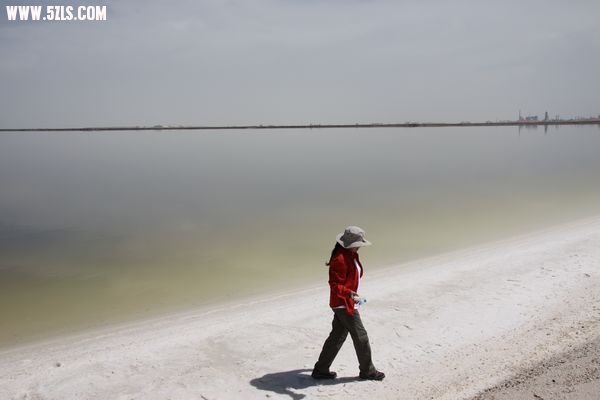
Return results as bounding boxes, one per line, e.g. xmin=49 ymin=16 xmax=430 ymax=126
xmin=544 ymin=111 xmax=549 ymax=121
xmin=519 ymin=110 xmax=522 ymax=121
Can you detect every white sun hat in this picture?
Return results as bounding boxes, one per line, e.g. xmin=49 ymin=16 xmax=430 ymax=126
xmin=336 ymin=226 xmax=372 ymax=249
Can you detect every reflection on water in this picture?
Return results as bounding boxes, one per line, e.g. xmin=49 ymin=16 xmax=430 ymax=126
xmin=517 ymin=123 xmax=600 ymax=134
xmin=1 ymin=126 xmax=600 ymax=348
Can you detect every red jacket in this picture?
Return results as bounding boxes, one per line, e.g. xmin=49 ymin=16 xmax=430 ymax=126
xmin=328 ymin=247 xmax=364 ymax=315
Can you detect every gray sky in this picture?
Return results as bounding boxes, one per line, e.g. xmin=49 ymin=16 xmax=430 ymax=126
xmin=1 ymin=0 xmax=599 ymax=128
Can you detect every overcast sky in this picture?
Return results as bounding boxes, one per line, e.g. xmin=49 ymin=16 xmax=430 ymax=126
xmin=1 ymin=0 xmax=599 ymax=128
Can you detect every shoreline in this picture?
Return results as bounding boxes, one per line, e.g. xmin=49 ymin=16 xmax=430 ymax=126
xmin=0 ymin=215 xmax=591 ymax=354
xmin=1 ymin=216 xmax=600 ymax=399
xmin=1 ymin=119 xmax=600 ymax=132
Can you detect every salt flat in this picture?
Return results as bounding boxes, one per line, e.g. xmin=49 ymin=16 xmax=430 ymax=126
xmin=1 ymin=216 xmax=599 ymax=400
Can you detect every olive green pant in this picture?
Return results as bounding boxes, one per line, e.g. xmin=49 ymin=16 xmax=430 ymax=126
xmin=314 ymin=309 xmax=376 ymax=375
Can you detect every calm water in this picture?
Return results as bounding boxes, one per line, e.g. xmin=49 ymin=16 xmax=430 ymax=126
xmin=1 ymin=125 xmax=600 ymax=348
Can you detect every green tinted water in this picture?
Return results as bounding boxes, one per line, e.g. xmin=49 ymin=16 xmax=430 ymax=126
xmin=1 ymin=126 xmax=600 ymax=348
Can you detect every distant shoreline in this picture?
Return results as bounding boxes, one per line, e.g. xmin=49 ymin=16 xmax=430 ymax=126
xmin=1 ymin=119 xmax=600 ymax=132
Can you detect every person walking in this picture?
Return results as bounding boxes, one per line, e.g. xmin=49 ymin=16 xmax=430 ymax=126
xmin=312 ymin=226 xmax=385 ymax=381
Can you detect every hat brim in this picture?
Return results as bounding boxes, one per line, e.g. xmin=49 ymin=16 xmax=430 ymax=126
xmin=336 ymin=233 xmax=372 ymax=249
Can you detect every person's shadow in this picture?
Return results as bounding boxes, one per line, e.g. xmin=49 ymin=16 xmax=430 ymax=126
xmin=250 ymin=369 xmax=360 ymax=400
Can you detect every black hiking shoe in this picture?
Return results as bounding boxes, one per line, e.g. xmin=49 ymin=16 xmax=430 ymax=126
xmin=359 ymin=370 xmax=385 ymax=381
xmin=311 ymin=369 xmax=337 ymax=380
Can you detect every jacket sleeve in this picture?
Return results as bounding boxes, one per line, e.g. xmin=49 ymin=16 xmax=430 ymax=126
xmin=329 ymin=257 xmax=353 ymax=298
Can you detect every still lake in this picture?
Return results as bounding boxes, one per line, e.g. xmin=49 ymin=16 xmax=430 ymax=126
xmin=1 ymin=125 xmax=600 ymax=348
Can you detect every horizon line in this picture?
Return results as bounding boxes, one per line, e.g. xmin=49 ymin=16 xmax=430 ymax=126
xmin=2 ymin=118 xmax=600 ymax=132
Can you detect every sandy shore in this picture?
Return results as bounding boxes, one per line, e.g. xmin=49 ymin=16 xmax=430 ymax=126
xmin=1 ymin=217 xmax=600 ymax=400
xmin=471 ymin=334 xmax=600 ymax=400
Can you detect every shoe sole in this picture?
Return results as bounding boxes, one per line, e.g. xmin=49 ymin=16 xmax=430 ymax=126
xmin=359 ymin=374 xmax=385 ymax=381
xmin=311 ymin=373 xmax=337 ymax=380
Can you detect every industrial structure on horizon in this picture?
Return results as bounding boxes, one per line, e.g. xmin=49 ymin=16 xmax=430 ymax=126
xmin=518 ymin=110 xmax=559 ymax=123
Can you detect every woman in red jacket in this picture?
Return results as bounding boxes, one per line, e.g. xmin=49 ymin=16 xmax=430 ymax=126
xmin=312 ymin=226 xmax=385 ymax=381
